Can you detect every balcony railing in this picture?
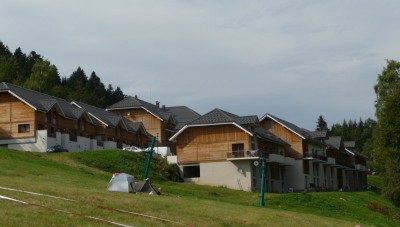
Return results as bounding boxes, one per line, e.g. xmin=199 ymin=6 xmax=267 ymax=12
xmin=303 ymin=152 xmax=327 ymax=162
xmin=227 ymin=150 xmax=269 ymax=159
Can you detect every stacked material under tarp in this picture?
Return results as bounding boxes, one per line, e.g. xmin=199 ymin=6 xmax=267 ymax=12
xmin=107 ymin=173 xmax=135 ymax=193
xmin=107 ymin=173 xmax=159 ymax=195
xmin=135 ymin=179 xmax=159 ymax=195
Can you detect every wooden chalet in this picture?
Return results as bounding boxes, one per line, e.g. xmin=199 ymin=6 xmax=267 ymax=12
xmin=0 ymin=82 xmax=148 ymax=152
xmin=169 ymin=108 xmax=294 ymax=192
xmin=106 ymin=96 xmax=200 ymax=150
xmin=260 ymin=113 xmax=368 ymax=191
xmin=72 ymin=101 xmax=151 ymax=148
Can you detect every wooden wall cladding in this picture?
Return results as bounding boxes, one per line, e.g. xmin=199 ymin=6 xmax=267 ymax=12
xmin=261 ymin=118 xmax=303 ymax=158
xmin=0 ymin=93 xmax=35 ymax=139
xmin=176 ymin=124 xmax=250 ymax=163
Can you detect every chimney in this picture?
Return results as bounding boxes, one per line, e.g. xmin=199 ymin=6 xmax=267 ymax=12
xmin=156 ymin=101 xmax=160 ymax=108
xmin=134 ymin=94 xmax=138 ymax=99
xmin=162 ymin=105 xmax=166 ymax=111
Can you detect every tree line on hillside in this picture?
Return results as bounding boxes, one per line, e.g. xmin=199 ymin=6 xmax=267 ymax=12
xmin=0 ymin=41 xmax=124 ymax=108
xmin=317 ymin=59 xmax=400 ymax=206
xmin=315 ymin=115 xmax=376 ymax=159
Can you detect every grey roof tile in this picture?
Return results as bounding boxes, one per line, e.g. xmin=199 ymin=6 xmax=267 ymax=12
xmin=189 ymin=108 xmax=258 ymax=126
xmin=165 ymin=106 xmax=201 ymax=130
xmin=309 ymin=130 xmax=328 ymax=139
xmin=1 ymin=82 xmax=79 ymax=119
xmin=343 ymin=141 xmax=356 ymax=148
xmin=73 ymin=101 xmax=119 ymax=127
xmin=325 ymin=136 xmax=342 ymax=150
xmin=107 ymin=97 xmax=170 ymax=121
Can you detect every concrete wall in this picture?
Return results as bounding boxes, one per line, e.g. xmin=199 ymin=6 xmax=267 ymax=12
xmin=5 ymin=130 xmax=114 ymax=152
xmin=284 ymin=160 xmax=305 ymax=191
xmin=103 ymin=141 xmax=117 ymax=149
xmin=181 ymin=160 xmax=253 ymax=191
xmin=8 ymin=130 xmax=48 ymax=152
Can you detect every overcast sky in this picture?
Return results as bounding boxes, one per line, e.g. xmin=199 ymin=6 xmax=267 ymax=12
xmin=1 ymin=1 xmax=399 ymax=129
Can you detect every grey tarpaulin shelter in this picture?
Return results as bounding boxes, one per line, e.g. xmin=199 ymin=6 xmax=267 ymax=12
xmin=107 ymin=173 xmax=135 ymax=193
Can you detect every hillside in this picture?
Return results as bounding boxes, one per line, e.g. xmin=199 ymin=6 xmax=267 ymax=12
xmin=0 ymin=147 xmax=399 ymax=226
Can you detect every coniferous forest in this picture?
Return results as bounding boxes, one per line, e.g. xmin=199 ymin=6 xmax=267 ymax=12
xmin=0 ymin=41 xmax=124 ymax=108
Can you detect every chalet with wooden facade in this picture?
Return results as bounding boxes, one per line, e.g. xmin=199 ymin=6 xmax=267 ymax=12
xmin=169 ymin=108 xmax=295 ymax=192
xmin=260 ymin=113 xmax=368 ymax=191
xmin=106 ymin=96 xmax=200 ymax=150
xmin=0 ymin=82 xmax=149 ymax=152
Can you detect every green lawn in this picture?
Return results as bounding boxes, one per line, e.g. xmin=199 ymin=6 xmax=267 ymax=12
xmin=0 ymin=147 xmax=398 ymax=226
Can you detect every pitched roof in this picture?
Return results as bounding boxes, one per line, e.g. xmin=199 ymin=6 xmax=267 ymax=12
xmin=165 ymin=106 xmax=201 ymax=130
xmin=343 ymin=141 xmax=356 ymax=149
xmin=325 ymin=136 xmax=342 ymax=150
xmin=170 ymin=108 xmax=260 ymax=142
xmin=0 ymin=82 xmax=79 ymax=120
xmin=260 ymin=113 xmax=313 ymax=139
xmin=72 ymin=101 xmax=123 ymax=128
xmin=106 ymin=97 xmax=172 ymax=122
xmin=260 ymin=113 xmax=327 ymax=147
xmin=188 ymin=108 xmax=258 ymax=126
xmin=309 ymin=130 xmax=328 ymax=139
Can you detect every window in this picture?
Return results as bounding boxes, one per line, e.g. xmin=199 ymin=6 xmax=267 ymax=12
xmin=18 ymin=124 xmax=30 ymax=133
xmin=183 ymin=165 xmax=200 ymax=178
xmin=232 ymin=143 xmax=244 ymax=152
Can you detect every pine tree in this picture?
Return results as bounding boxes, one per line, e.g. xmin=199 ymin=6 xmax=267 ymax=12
xmin=316 ymin=115 xmax=328 ymax=131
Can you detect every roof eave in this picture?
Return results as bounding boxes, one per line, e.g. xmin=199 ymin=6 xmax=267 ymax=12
xmin=106 ymin=106 xmax=165 ymax=122
xmin=264 ymin=114 xmax=306 ymax=140
xmin=169 ymin=122 xmax=253 ymax=142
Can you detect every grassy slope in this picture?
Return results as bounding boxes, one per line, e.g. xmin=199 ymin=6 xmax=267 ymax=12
xmin=0 ymin=148 xmax=398 ymax=226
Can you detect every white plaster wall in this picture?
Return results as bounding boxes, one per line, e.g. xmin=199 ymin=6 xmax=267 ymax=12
xmin=90 ymin=139 xmax=97 ymax=150
xmin=183 ymin=161 xmax=253 ymax=191
xmin=77 ymin=136 xmax=90 ymax=151
xmin=8 ymin=130 xmax=48 ymax=152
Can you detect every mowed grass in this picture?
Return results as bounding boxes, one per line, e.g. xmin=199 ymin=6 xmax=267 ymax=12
xmin=0 ymin=148 xmax=398 ymax=226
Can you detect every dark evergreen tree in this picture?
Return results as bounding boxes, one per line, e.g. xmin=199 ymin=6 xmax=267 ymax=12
xmin=84 ymin=71 xmax=107 ymax=107
xmin=67 ymin=67 xmax=88 ymax=102
xmin=0 ymin=41 xmax=12 ymax=57
xmin=316 ymin=115 xmax=328 ymax=131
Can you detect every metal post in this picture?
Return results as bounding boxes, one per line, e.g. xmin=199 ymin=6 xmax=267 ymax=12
xmin=143 ymin=136 xmax=156 ymax=180
xmin=259 ymin=159 xmax=267 ymax=207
